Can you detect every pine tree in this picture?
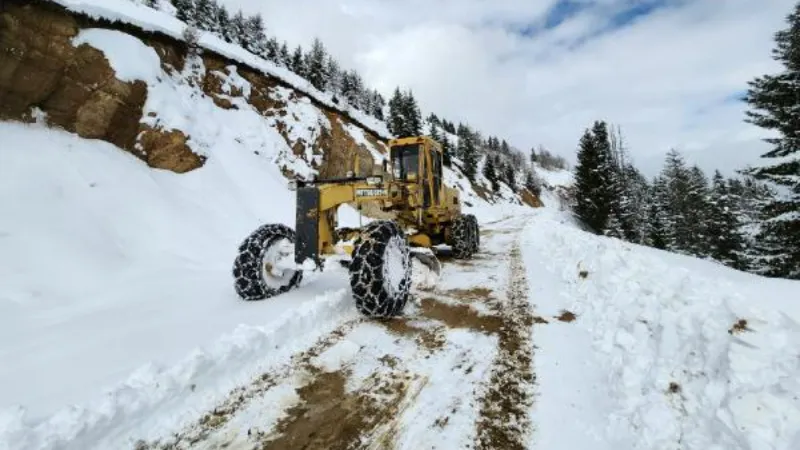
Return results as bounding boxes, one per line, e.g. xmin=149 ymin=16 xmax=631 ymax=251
xmin=572 ymin=121 xmax=615 ymax=233
xmin=401 ymin=90 xmax=422 ymax=136
xmin=305 ymin=37 xmax=329 ymax=91
xmin=243 ymin=14 xmax=268 ymax=57
xmin=707 ymin=171 xmax=745 ymax=268
xmin=215 ymin=6 xmax=232 ymax=42
xmin=504 ymin=164 xmax=517 ymax=192
xmin=606 ymin=126 xmax=636 ymax=240
xmin=173 ymin=0 xmax=196 ymax=25
xmin=279 ymin=42 xmax=290 ymax=67
xmin=194 ymin=0 xmax=218 ymax=33
xmin=371 ymin=91 xmax=385 ymax=120
xmin=459 ymin=128 xmax=478 ymax=181
xmin=325 ymin=57 xmax=342 ymax=95
xmin=483 ymin=156 xmax=500 ymax=192
xmin=230 ymin=11 xmax=247 ymax=46
xmin=525 ymin=170 xmax=542 ymax=197
xmin=686 ymin=166 xmax=712 ymax=256
xmin=624 ymin=164 xmax=650 ymax=244
xmin=646 ymin=177 xmax=670 ymax=249
xmin=265 ymin=37 xmax=281 ymax=64
xmin=290 ymin=45 xmax=305 ymax=77
xmin=741 ymin=2 xmax=800 ymax=278
xmin=441 ymin=136 xmax=453 ymax=167
xmin=387 ymin=88 xmax=405 ymax=137
xmin=659 ymin=149 xmax=692 ymax=252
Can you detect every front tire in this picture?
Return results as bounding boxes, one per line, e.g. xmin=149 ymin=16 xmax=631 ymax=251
xmin=349 ymin=220 xmax=412 ymax=318
xmin=232 ymin=224 xmax=303 ymax=301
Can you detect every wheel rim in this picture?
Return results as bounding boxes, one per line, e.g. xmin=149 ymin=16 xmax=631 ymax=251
xmin=261 ymin=237 xmax=298 ymax=289
xmin=382 ymin=235 xmax=408 ymax=297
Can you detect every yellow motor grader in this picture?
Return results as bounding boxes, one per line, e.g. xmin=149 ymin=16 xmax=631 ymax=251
xmin=231 ymin=135 xmax=479 ymax=318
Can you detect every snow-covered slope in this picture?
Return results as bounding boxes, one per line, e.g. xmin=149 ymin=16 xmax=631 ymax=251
xmin=523 ymin=207 xmax=800 ymax=450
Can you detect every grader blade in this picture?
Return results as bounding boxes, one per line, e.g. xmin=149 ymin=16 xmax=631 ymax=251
xmin=409 ymin=247 xmax=441 ymax=276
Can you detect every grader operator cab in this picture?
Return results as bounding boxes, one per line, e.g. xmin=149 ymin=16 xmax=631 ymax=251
xmin=231 ymin=135 xmax=480 ymax=318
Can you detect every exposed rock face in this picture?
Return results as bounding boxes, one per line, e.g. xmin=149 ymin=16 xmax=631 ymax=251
xmin=0 ymin=0 xmax=387 ymax=178
xmin=0 ymin=0 xmax=201 ymax=173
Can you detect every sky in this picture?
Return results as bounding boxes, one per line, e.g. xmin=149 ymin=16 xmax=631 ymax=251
xmin=216 ymin=0 xmax=795 ymax=177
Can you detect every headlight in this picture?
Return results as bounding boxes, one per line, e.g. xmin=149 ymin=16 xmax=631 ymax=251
xmin=366 ymin=176 xmax=383 ymax=186
xmin=346 ymin=170 xmax=355 ymax=178
xmin=288 ymin=180 xmax=298 ymax=191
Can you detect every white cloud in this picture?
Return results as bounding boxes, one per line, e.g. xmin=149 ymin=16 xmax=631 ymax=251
xmin=218 ymin=0 xmax=794 ymax=177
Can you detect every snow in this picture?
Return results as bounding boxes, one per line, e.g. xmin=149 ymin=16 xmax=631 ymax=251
xmin=72 ymin=28 xmax=161 ymax=83
xmin=523 ymin=206 xmax=800 ymax=450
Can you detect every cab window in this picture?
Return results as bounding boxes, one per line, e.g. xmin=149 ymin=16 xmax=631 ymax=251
xmin=390 ymin=144 xmax=419 ymax=181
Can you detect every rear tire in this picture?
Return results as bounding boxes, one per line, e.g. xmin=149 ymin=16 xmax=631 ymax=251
xmin=448 ymin=215 xmax=474 ymax=259
xmin=465 ymin=214 xmax=479 ymax=254
xmin=349 ymin=220 xmax=412 ymax=318
xmin=232 ymin=224 xmax=303 ymax=301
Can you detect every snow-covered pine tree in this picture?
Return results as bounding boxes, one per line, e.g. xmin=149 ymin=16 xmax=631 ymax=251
xmin=387 ymin=88 xmax=405 ymax=137
xmin=573 ymin=129 xmax=603 ymax=232
xmin=503 ymin=163 xmax=517 ymax=192
xmin=305 ymin=38 xmax=329 ymax=91
xmin=290 ymin=45 xmax=306 ymax=77
xmin=606 ymin=125 xmax=637 ymax=240
xmin=193 ymin=0 xmax=218 ymax=33
xmin=265 ymin=37 xmax=281 ymax=64
xmin=325 ymin=57 xmax=342 ymax=95
xmin=215 ymin=5 xmax=231 ymax=42
xmin=370 ymin=90 xmax=385 ymax=120
xmin=401 ymin=90 xmax=422 ymax=136
xmin=243 ymin=14 xmax=268 ymax=58
xmin=459 ymin=127 xmax=479 ymax=181
xmin=707 ymin=171 xmax=745 ymax=269
xmin=173 ymin=0 xmax=197 ymax=25
xmin=741 ymin=2 xmax=800 ymax=278
xmin=686 ymin=166 xmax=712 ymax=257
xmin=572 ymin=121 xmax=615 ymax=233
xmin=483 ymin=155 xmax=500 ymax=192
xmin=623 ymin=164 xmax=650 ymax=244
xmin=229 ymin=11 xmax=247 ymax=46
xmin=525 ymin=169 xmax=542 ymax=197
xmin=279 ymin=42 xmax=291 ymax=67
xmin=441 ymin=136 xmax=453 ymax=167
xmin=659 ymin=149 xmax=692 ymax=253
xmin=645 ymin=177 xmax=670 ymax=249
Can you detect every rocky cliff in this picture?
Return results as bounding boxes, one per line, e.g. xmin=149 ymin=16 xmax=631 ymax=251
xmin=0 ymin=0 xmax=387 ymax=176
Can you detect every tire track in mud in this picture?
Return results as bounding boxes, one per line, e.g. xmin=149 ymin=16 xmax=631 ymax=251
xmin=474 ymin=242 xmax=536 ymax=450
xmin=136 ymin=322 xmax=359 ymax=450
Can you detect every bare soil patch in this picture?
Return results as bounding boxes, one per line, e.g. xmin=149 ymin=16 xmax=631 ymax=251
xmin=256 ymin=368 xmax=416 ymax=450
xmin=420 ymin=298 xmax=504 ymax=334
xmin=728 ymin=318 xmax=751 ymax=335
xmin=555 ymin=310 xmax=577 ymax=323
xmin=135 ymin=323 xmax=355 ymax=449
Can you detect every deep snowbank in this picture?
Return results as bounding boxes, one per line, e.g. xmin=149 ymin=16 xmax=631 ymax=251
xmin=523 ymin=208 xmax=800 ymax=450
